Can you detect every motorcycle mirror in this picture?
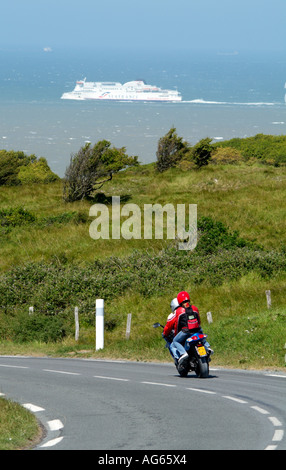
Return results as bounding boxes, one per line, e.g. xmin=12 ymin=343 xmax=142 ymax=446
xmin=153 ymin=322 xmax=163 ymax=328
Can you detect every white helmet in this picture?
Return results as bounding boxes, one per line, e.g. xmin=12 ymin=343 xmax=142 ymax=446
xmin=170 ymin=298 xmax=179 ymax=312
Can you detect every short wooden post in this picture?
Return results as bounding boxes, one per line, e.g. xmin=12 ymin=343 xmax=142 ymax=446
xmin=74 ymin=307 xmax=79 ymax=341
xmin=207 ymin=311 xmax=213 ymax=324
xmin=265 ymin=290 xmax=271 ymax=309
xmin=126 ymin=313 xmax=132 ymax=340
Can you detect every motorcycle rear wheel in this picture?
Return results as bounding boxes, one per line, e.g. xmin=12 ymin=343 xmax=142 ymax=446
xmin=195 ymin=357 xmax=209 ymax=378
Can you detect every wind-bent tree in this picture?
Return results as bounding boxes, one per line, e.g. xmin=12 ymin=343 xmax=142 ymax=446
xmin=156 ymin=128 xmax=189 ymax=172
xmin=63 ymin=140 xmax=138 ymax=202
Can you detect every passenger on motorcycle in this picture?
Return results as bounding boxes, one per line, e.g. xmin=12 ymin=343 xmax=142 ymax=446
xmin=162 ymin=298 xmax=180 ymax=360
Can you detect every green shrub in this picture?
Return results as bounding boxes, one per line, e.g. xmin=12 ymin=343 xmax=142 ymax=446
xmin=12 ymin=313 xmax=67 ymax=343
xmin=0 ymin=207 xmax=88 ymax=231
xmin=0 ymin=150 xmax=32 ymax=186
xmin=191 ymin=138 xmax=213 ymax=168
xmin=214 ymin=134 xmax=286 ymax=166
xmin=210 ymin=147 xmax=243 ymax=165
xmin=17 ymin=157 xmax=59 ymax=184
xmin=0 ymin=150 xmax=59 ymax=186
xmin=0 ymin=207 xmax=36 ymax=227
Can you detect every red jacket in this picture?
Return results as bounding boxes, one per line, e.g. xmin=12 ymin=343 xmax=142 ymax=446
xmin=163 ymin=304 xmax=200 ymax=337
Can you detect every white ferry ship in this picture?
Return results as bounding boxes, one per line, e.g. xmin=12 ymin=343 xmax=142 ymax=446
xmin=61 ymin=79 xmax=182 ymax=102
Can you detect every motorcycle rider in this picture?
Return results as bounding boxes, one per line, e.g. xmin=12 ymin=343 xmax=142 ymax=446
xmin=163 ymin=291 xmax=212 ymax=366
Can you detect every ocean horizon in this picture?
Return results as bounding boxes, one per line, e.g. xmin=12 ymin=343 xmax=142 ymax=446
xmin=0 ymin=47 xmax=285 ymax=177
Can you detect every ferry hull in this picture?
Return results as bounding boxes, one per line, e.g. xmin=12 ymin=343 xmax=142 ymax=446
xmin=61 ymin=79 xmax=182 ymax=102
xmin=61 ymin=94 xmax=182 ymax=102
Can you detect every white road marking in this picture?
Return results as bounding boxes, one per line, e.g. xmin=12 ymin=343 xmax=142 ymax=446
xmin=141 ymin=381 xmax=176 ymax=387
xmin=48 ymin=419 xmax=64 ymax=431
xmin=265 ymin=445 xmax=277 ymax=450
xmin=93 ymin=375 xmax=129 ymax=382
xmin=23 ymin=403 xmax=45 ymax=412
xmin=43 ymin=369 xmax=80 ymax=376
xmin=0 ymin=364 xmax=28 ymax=369
xmin=272 ymin=429 xmax=284 ymax=442
xmin=251 ymin=406 xmax=269 ymax=415
xmin=40 ymin=437 xmax=64 ymax=448
xmin=268 ymin=417 xmax=282 ymax=427
xmin=187 ymin=387 xmax=216 ymax=394
xmin=265 ymin=374 xmax=286 ymax=379
xmin=222 ymin=396 xmax=248 ymax=404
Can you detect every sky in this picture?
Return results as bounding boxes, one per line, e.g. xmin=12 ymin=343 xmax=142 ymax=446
xmin=1 ymin=0 xmax=286 ymax=53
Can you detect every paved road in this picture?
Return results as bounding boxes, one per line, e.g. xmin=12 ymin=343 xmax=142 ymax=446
xmin=0 ymin=356 xmax=285 ymax=450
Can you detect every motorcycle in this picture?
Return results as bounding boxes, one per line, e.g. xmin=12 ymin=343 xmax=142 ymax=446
xmin=153 ymin=322 xmax=211 ymax=378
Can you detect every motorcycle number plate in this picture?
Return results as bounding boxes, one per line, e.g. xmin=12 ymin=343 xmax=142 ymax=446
xmin=197 ymin=346 xmax=207 ymax=356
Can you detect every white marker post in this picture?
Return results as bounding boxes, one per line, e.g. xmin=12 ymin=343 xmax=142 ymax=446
xmin=96 ymin=299 xmax=104 ymax=351
xmin=74 ymin=307 xmax=79 ymax=341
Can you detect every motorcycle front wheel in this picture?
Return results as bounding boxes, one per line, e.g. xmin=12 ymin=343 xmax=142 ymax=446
xmin=195 ymin=357 xmax=209 ymax=378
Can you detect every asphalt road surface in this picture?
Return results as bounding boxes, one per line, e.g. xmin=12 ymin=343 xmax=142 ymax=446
xmin=0 ymin=356 xmax=285 ymax=451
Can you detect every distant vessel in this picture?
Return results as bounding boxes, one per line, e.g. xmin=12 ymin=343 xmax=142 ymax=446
xmin=61 ymin=79 xmax=182 ymax=102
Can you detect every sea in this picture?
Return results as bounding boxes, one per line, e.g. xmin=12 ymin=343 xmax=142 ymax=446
xmin=0 ymin=47 xmax=285 ymax=177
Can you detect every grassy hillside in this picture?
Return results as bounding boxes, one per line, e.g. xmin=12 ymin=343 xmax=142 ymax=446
xmin=0 ymin=162 xmax=285 ymax=369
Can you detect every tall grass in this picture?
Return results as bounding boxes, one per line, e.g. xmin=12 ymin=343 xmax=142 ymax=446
xmin=1 ymin=164 xmax=286 ymax=270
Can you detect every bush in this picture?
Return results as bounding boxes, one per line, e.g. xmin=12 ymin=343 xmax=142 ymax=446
xmin=196 ymin=216 xmax=255 ymax=254
xmin=13 ymin=313 xmax=67 ymax=343
xmin=0 ymin=150 xmax=59 ymax=186
xmin=0 ymin=150 xmax=32 ymax=186
xmin=191 ymin=138 xmax=213 ymax=168
xmin=213 ymin=134 xmax=286 ymax=166
xmin=0 ymin=207 xmax=88 ymax=231
xmin=0 ymin=207 xmax=36 ymax=227
xmin=17 ymin=157 xmax=59 ymax=184
xmin=210 ymin=147 xmax=243 ymax=165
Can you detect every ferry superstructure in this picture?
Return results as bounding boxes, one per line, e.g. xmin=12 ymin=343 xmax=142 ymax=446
xmin=61 ymin=79 xmax=182 ymax=102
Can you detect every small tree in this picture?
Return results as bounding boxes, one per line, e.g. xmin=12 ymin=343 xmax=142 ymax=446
xmin=156 ymin=128 xmax=189 ymax=172
xmin=192 ymin=138 xmax=213 ymax=168
xmin=63 ymin=140 xmax=138 ymax=202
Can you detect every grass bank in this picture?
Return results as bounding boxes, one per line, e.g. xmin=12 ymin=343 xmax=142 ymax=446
xmin=0 ymin=162 xmax=285 ymax=371
xmin=0 ymin=397 xmax=41 ymax=450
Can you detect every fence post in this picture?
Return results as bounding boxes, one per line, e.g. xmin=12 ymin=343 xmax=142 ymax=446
xmin=29 ymin=306 xmax=34 ymax=315
xmin=96 ymin=299 xmax=104 ymax=350
xmin=74 ymin=307 xmax=79 ymax=341
xmin=207 ymin=312 xmax=213 ymax=324
xmin=126 ymin=313 xmax=132 ymax=340
xmin=265 ymin=290 xmax=271 ymax=309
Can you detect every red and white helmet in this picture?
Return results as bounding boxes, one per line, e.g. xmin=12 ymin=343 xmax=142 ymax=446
xmin=170 ymin=298 xmax=179 ymax=312
xmin=177 ymin=291 xmax=190 ymax=305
